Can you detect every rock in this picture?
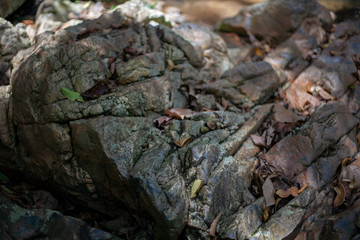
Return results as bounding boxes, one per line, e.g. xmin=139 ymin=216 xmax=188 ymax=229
xmin=216 ymin=0 xmax=330 ymax=46
xmin=296 ymin=134 xmax=358 ymax=189
xmin=218 ymin=197 xmax=265 ymax=239
xmin=114 ymin=0 xmax=175 ymax=27
xmin=264 ymin=102 xmax=359 ymax=178
xmin=173 ymin=23 xmax=233 ymax=77
xmin=204 ymin=62 xmax=281 ymax=107
xmin=0 ymin=201 xmax=121 ymax=240
xmin=251 ymin=188 xmax=317 ymax=240
xmin=0 ymin=18 xmax=30 ymax=85
xmin=0 ymin=0 xmax=26 ymax=18
xmin=4 ymin=7 xmax=248 ymax=239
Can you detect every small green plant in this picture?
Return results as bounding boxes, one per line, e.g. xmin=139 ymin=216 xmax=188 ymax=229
xmin=61 ymin=87 xmax=84 ymax=102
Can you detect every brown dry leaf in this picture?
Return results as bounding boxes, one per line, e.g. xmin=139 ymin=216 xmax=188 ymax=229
xmin=275 ymin=198 xmax=282 ymax=211
xmin=166 ymin=58 xmax=178 ymax=71
xmin=202 ymin=108 xmax=214 ymax=112
xmin=254 ymin=47 xmax=264 ymax=58
xmin=341 ymin=158 xmax=353 ymax=170
xmin=298 ymin=182 xmax=309 ymax=194
xmin=251 ymin=134 xmax=266 ymax=147
xmin=263 ymin=206 xmax=270 ymax=221
xmin=22 ymin=19 xmax=34 ymax=25
xmin=190 ymin=179 xmax=203 ymax=198
xmin=273 ymin=122 xmax=296 ymax=133
xmin=272 ymin=104 xmax=299 ymax=123
xmin=221 ymin=97 xmax=229 ymax=110
xmin=165 ymin=108 xmax=194 ymax=120
xmin=263 ymin=177 xmax=275 ymax=206
xmin=154 ymin=116 xmax=172 ymax=128
xmin=174 ymin=137 xmax=193 ymax=148
xmin=210 ymin=212 xmax=222 ymax=237
xmin=334 ymin=183 xmax=346 ymax=207
xmin=317 ymin=87 xmax=334 ymax=100
xmin=206 ymin=121 xmax=216 ymax=130
xmin=341 ymin=158 xmax=360 ymax=188
xmin=276 ymin=186 xmax=299 ymax=198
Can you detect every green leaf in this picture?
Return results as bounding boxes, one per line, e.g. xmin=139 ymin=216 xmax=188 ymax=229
xmin=276 ymin=70 xmax=281 ymax=77
xmin=110 ymin=4 xmax=116 ymax=10
xmin=61 ymin=87 xmax=84 ymax=102
xmin=84 ymin=1 xmax=92 ymax=9
xmin=0 ymin=172 xmax=9 ymax=181
xmin=349 ymin=83 xmax=355 ymax=90
xmin=190 ymin=179 xmax=203 ymax=198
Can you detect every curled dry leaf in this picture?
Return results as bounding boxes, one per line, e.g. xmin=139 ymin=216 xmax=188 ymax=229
xmin=154 ymin=116 xmax=172 ymax=128
xmin=341 ymin=158 xmax=352 ymax=171
xmin=221 ymin=97 xmax=229 ymax=110
xmin=317 ymin=87 xmax=334 ymax=100
xmin=166 ymin=58 xmax=178 ymax=71
xmin=263 ymin=177 xmax=275 ymax=206
xmin=174 ymin=137 xmax=193 ymax=148
xmin=81 ymin=80 xmax=110 ymax=100
xmin=276 ymin=186 xmax=299 ymax=198
xmin=22 ymin=19 xmax=34 ymax=25
xmin=251 ymin=134 xmax=266 ymax=147
xmin=210 ymin=212 xmax=222 ymax=237
xmin=263 ymin=206 xmax=270 ymax=222
xmin=190 ymin=179 xmax=203 ymax=198
xmin=297 ymin=182 xmax=309 ymax=194
xmin=165 ymin=108 xmax=194 ymax=120
xmin=334 ymin=183 xmax=346 ymax=208
xmin=274 ymin=197 xmax=282 ymax=211
xmin=341 ymin=158 xmax=360 ymax=188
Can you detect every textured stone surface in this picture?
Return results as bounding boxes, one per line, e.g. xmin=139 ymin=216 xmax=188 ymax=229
xmin=0 ymin=0 xmax=26 ymax=18
xmin=264 ymin=102 xmax=359 ymax=178
xmin=0 ymin=201 xmax=121 ymax=240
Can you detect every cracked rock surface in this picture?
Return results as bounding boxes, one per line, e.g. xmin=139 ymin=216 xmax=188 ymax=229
xmin=1 ymin=0 xmax=360 ymax=239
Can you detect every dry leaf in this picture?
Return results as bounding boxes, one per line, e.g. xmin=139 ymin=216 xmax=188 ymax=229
xmin=206 ymin=121 xmax=216 ymax=130
xmin=275 ymin=198 xmax=282 ymax=211
xmin=210 ymin=212 xmax=222 ymax=237
xmin=276 ymin=186 xmax=299 ymax=198
xmin=190 ymin=179 xmax=203 ymax=198
xmin=297 ymin=182 xmax=309 ymax=194
xmin=22 ymin=19 xmax=34 ymax=25
xmin=221 ymin=97 xmax=229 ymax=110
xmin=334 ymin=183 xmax=345 ymax=207
xmin=263 ymin=206 xmax=270 ymax=221
xmin=251 ymin=134 xmax=266 ymax=147
xmin=254 ymin=47 xmax=264 ymax=57
xmin=174 ymin=137 xmax=193 ymax=148
xmin=165 ymin=108 xmax=194 ymax=120
xmin=341 ymin=158 xmax=360 ymax=188
xmin=272 ymin=104 xmax=299 ymax=123
xmin=317 ymin=87 xmax=334 ymax=100
xmin=263 ymin=177 xmax=275 ymax=206
xmin=154 ymin=116 xmax=172 ymax=128
xmin=341 ymin=158 xmax=352 ymax=170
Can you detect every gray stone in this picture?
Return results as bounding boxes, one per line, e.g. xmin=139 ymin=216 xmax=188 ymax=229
xmin=0 ymin=0 xmax=26 ymax=18
xmin=0 ymin=201 xmax=121 ymax=240
xmin=264 ymin=102 xmax=359 ymax=178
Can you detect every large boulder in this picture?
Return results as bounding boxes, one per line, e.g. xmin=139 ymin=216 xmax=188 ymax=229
xmin=2 ymin=7 xmax=278 ymax=239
